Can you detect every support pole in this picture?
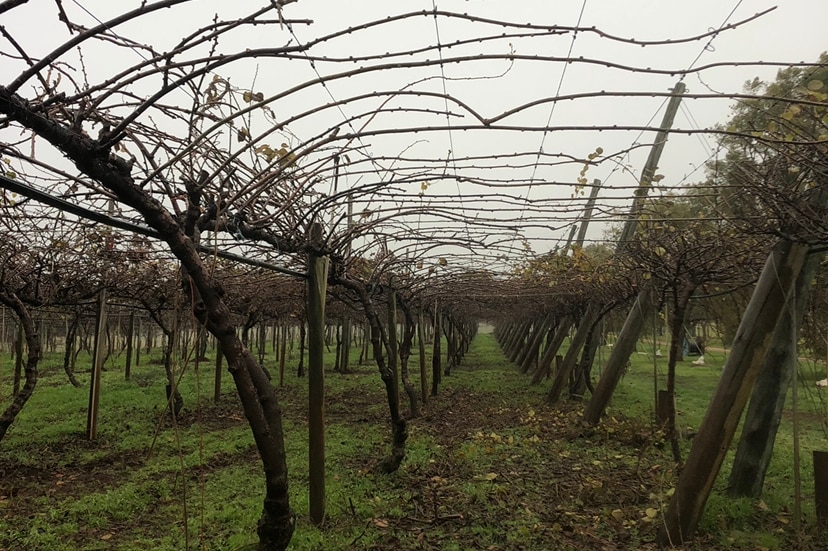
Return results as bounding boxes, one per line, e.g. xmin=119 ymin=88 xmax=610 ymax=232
xmin=214 ymin=341 xmax=223 ymax=403
xmin=86 ymin=289 xmax=108 ymax=440
xmin=417 ymin=309 xmax=428 ymax=404
xmin=307 ymin=222 xmax=328 ymax=526
xmin=577 ymin=82 xmax=686 ymax=416
xmin=125 ymin=310 xmax=134 ymax=380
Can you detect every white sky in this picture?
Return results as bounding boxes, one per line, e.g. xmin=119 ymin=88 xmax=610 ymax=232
xmin=2 ymin=0 xmax=827 ymax=274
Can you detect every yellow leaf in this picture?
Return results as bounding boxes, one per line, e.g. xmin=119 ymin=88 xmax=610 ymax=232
xmin=758 ymin=500 xmax=768 ymax=511
xmin=611 ymin=509 xmax=624 ymax=521
xmin=645 ymin=508 xmax=658 ymax=519
xmin=100 ymin=534 xmax=113 ymax=541
xmin=807 ymin=79 xmax=824 ymax=91
xmin=242 ymin=91 xmax=252 ymax=103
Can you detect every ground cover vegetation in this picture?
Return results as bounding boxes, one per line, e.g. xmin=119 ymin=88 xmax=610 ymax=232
xmin=1 ymin=2 xmax=828 ymax=550
xmin=1 ymin=330 xmax=825 ymax=551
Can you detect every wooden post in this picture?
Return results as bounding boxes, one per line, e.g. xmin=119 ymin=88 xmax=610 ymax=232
xmin=658 ymin=239 xmax=809 ymax=545
xmin=12 ymin=322 xmax=22 ymax=396
xmin=583 ymin=285 xmax=656 ymax=422
xmin=417 ymin=309 xmax=428 ymax=404
xmin=569 ymin=83 xmax=686 ymax=408
xmin=431 ymin=302 xmax=441 ymax=396
xmin=135 ymin=316 xmax=141 ymax=367
xmin=307 ymin=222 xmax=328 ymax=526
xmin=125 ymin=310 xmax=134 ymax=380
xmin=279 ymin=322 xmax=287 ymax=387
xmin=214 ymin=341 xmax=223 ymax=403
xmin=815 ymin=451 xmax=828 ymax=526
xmin=86 ymin=289 xmax=108 ymax=440
xmin=340 ymin=317 xmax=351 ymax=373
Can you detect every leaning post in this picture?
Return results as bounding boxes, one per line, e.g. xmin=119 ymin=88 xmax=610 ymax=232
xmin=307 ymin=222 xmax=328 ymax=526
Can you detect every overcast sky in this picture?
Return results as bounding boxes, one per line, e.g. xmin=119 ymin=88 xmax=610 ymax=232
xmin=3 ymin=0 xmax=827 ymax=271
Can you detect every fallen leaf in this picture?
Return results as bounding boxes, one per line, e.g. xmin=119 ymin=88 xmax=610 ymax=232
xmin=373 ymin=518 xmax=389 ymax=528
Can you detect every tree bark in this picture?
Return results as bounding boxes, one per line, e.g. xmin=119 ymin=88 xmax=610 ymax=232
xmin=665 ymin=283 xmax=695 ymax=466
xmin=397 ymin=294 xmax=420 ymax=418
xmin=62 ymin=312 xmax=81 ymax=387
xmin=339 ymin=278 xmax=407 ymax=473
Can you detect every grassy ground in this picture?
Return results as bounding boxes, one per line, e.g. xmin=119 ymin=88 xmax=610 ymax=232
xmin=0 ymin=332 xmax=826 ymax=550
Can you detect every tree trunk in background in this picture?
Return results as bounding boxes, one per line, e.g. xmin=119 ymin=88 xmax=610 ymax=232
xmin=665 ymin=284 xmax=695 ymax=466
xmin=728 ymin=249 xmax=822 ymax=497
xmin=297 ymin=320 xmax=306 ymax=377
xmin=443 ymin=316 xmax=455 ymax=376
xmin=333 ymin=320 xmax=342 ymax=372
xmin=63 ymin=313 xmax=81 ymax=388
xmin=339 ymin=278 xmax=407 ymax=474
xmin=340 ymin=316 xmax=351 ymax=373
xmin=431 ymin=306 xmax=441 ymax=396
xmin=125 ymin=311 xmax=134 ymax=381
xmin=279 ymin=323 xmax=287 ymax=386
xmin=418 ymin=310 xmax=428 ymax=405
xmin=398 ymin=295 xmax=420 ymax=418
xmin=386 ymin=285 xmax=401 ymax=421
xmin=0 ymin=291 xmax=40 ymax=442
xmin=658 ymin=239 xmax=809 ymax=546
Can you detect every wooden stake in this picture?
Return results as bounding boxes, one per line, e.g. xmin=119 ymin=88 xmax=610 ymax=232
xmin=307 ymin=222 xmax=328 ymax=526
xmin=86 ymin=289 xmax=108 ymax=440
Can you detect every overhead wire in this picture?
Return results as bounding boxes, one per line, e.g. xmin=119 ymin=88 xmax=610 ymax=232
xmin=574 ymin=0 xmax=748 ymax=248
xmin=510 ymin=0 xmax=589 ymax=255
xmin=428 ymin=1 xmax=475 ymax=252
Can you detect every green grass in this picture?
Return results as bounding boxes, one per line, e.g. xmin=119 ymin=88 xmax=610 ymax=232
xmin=1 ymin=330 xmax=827 ymax=550
xmin=606 ymin=337 xmax=828 ymax=545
